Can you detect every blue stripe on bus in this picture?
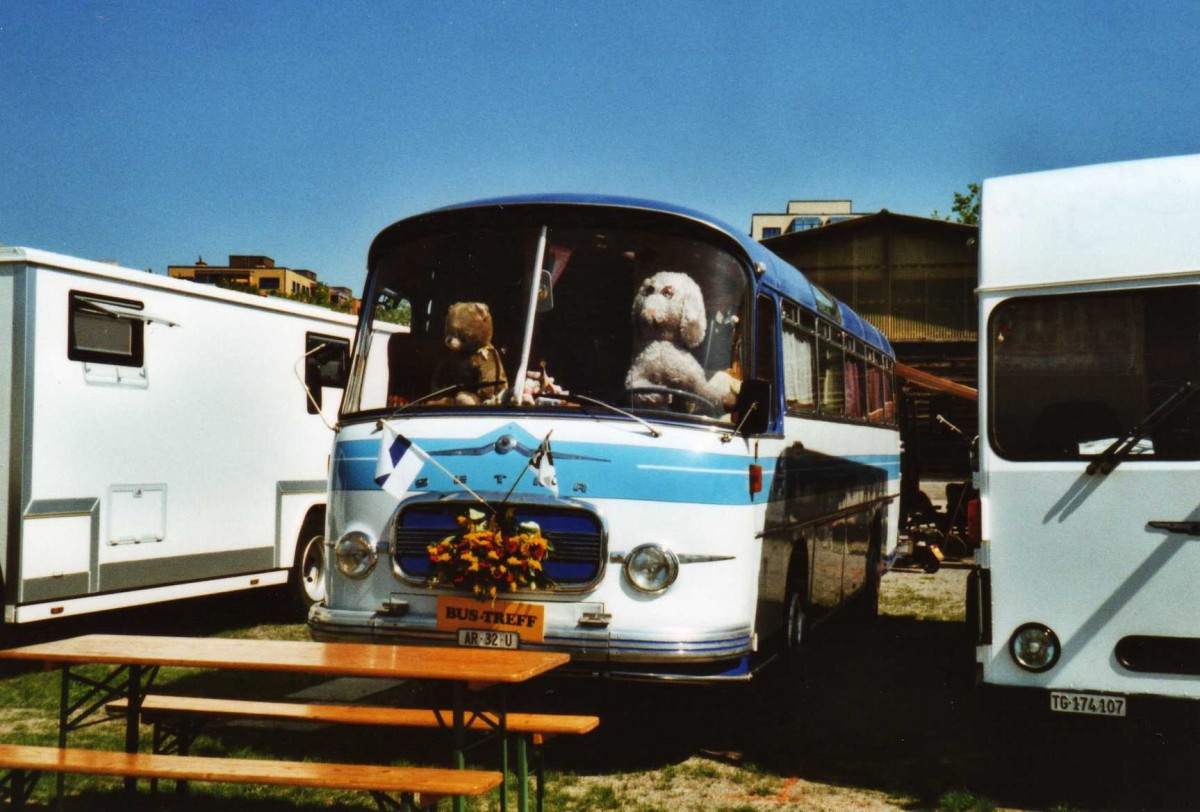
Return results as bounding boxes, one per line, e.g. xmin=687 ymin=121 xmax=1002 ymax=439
xmin=332 ymin=433 xmax=899 ymax=506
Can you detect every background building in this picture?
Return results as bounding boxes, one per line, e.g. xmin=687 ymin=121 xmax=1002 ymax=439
xmin=750 ymin=200 xmax=871 ymax=241
xmin=168 ymin=255 xmax=322 ymax=296
xmin=762 ymin=211 xmax=979 ymax=481
xmin=168 ymin=256 xmax=359 ymax=313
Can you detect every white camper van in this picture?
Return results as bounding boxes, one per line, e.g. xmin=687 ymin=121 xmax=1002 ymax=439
xmin=0 ymin=247 xmax=356 ymax=625
xmin=972 ymin=154 xmax=1200 ymax=719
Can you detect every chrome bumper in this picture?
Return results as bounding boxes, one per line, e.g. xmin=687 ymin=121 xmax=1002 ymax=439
xmin=308 ymin=604 xmax=756 ymax=680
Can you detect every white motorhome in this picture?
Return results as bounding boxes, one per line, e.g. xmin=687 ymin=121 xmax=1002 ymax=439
xmin=972 ymin=154 xmax=1200 ymax=719
xmin=0 ymin=247 xmax=355 ymax=625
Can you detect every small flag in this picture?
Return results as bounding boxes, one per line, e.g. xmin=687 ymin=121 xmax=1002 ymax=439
xmin=375 ymin=423 xmax=430 ymax=498
xmin=529 ymin=433 xmax=558 ymax=497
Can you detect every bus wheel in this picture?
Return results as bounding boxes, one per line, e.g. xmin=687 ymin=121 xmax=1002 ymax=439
xmin=784 ymin=572 xmax=810 ymax=674
xmin=856 ymin=534 xmax=883 ymax=622
xmin=290 ymin=513 xmax=327 ymax=614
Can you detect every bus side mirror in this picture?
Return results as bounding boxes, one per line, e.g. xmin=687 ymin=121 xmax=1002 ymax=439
xmin=732 ymin=378 xmax=772 ymax=435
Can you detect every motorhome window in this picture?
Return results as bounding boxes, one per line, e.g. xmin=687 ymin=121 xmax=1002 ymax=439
xmin=67 ymin=291 xmax=144 ymax=367
xmin=305 ymin=333 xmax=351 ymax=414
xmin=990 ymin=285 xmax=1200 ymax=460
xmin=349 ymin=215 xmax=749 ymax=424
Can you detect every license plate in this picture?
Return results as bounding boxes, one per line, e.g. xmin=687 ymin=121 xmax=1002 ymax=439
xmin=1049 ymin=691 xmax=1127 ymax=717
xmin=457 ymin=629 xmax=520 ymax=650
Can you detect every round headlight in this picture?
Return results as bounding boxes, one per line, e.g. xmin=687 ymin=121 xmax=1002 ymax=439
xmin=623 ymin=544 xmax=678 ymax=593
xmin=334 ymin=532 xmax=377 ymax=579
xmin=1009 ymin=623 xmax=1060 ymax=672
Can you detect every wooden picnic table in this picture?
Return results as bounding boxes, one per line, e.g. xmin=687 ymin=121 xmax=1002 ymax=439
xmin=0 ymin=634 xmax=570 ymax=811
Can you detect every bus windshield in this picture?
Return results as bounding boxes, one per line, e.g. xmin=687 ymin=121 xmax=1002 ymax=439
xmin=989 ymin=284 xmax=1200 ymax=460
xmin=346 ymin=217 xmax=749 ymax=424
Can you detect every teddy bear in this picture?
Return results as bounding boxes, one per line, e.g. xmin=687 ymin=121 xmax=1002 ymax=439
xmin=624 ymin=271 xmax=740 ymax=413
xmin=431 ymin=301 xmax=508 ymax=405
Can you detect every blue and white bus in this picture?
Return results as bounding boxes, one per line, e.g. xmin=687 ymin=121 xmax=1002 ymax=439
xmin=310 ymin=196 xmax=900 ymax=681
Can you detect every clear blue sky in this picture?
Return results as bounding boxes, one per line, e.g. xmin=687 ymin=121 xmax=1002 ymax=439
xmin=3 ymin=1 xmax=1199 ymax=290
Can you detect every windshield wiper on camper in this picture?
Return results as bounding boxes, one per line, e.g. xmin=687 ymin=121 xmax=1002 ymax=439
xmin=1086 ymin=380 xmax=1200 ymax=476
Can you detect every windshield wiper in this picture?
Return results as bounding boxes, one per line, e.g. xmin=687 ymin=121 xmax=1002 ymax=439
xmin=375 ymin=384 xmax=468 ymax=425
xmin=543 ymin=392 xmax=661 ymax=438
xmin=1086 ymin=380 xmax=1200 ymax=476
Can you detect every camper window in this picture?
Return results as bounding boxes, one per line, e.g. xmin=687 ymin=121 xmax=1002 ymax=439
xmin=68 ymin=291 xmax=145 ymax=368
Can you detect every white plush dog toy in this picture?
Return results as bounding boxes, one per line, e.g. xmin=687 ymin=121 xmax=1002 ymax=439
xmin=625 ymin=271 xmax=739 ymax=411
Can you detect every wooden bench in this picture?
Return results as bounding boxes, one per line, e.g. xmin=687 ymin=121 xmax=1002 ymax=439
xmin=0 ymin=742 xmax=501 ymax=810
xmin=108 ymin=695 xmax=599 ymax=811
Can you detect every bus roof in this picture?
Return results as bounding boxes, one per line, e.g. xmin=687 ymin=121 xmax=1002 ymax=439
xmin=370 ymin=194 xmax=893 ymax=357
xmin=981 ymin=153 xmax=1200 ymax=293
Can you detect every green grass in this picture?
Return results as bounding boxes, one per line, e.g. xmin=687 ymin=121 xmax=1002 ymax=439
xmin=937 ymin=788 xmax=997 ymax=812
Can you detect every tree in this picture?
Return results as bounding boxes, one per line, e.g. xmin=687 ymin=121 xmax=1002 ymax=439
xmin=933 ymin=183 xmax=980 ymax=226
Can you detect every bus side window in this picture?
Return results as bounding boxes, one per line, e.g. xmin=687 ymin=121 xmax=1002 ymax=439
xmin=781 ymin=301 xmax=815 ymax=413
xmin=866 ymin=362 xmax=884 ymax=422
xmin=845 ymin=352 xmax=865 ymax=419
xmin=755 ymin=294 xmax=779 ymax=385
xmin=819 ymin=327 xmax=845 ymax=417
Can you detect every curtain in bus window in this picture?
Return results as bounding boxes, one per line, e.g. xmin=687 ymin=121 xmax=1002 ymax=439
xmin=820 ymin=339 xmax=845 ymax=416
xmin=783 ymin=324 xmax=815 ymax=410
xmin=866 ymin=365 xmax=883 ymax=422
xmin=845 ymin=356 xmax=865 ymax=418
xmin=882 ymin=369 xmax=895 ymax=423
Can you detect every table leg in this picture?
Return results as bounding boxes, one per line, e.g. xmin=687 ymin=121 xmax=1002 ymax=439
xmin=452 ymin=682 xmax=465 ymax=812
xmin=56 ymin=666 xmax=68 ymax=812
xmin=499 ymin=687 xmax=509 ymax=812
xmin=516 ymin=735 xmax=529 ymax=812
xmin=124 ymin=663 xmax=143 ymax=795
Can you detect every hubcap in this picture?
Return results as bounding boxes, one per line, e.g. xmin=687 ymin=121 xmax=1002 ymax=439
xmin=300 ymin=535 xmax=327 ymax=603
xmin=788 ymin=593 xmax=804 ymax=650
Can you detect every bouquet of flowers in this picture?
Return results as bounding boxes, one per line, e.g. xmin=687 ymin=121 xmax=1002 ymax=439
xmin=427 ymin=507 xmax=553 ymax=601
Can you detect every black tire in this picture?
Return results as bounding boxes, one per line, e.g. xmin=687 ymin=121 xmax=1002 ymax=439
xmin=854 ymin=528 xmax=883 ymax=622
xmin=783 ymin=557 xmax=810 ymax=675
xmin=289 ymin=512 xmax=327 ymax=615
xmin=963 ymin=568 xmax=982 ymax=689
xmin=922 ymin=555 xmax=941 ymax=574
xmin=942 ymin=533 xmax=968 ymax=560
